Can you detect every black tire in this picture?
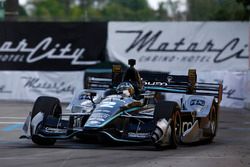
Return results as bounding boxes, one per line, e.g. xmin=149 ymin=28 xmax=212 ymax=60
xmin=153 ymin=101 xmax=182 ymax=149
xmin=169 ymin=109 xmax=181 ymax=149
xmin=207 ymin=104 xmax=218 ymax=143
xmin=31 ymin=96 xmax=62 ymax=145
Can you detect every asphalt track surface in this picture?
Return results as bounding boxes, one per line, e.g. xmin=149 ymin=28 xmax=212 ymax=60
xmin=0 ymin=101 xmax=250 ymax=167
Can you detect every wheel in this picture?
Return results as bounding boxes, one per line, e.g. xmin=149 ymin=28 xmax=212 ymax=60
xmin=31 ymin=96 xmax=61 ymax=119
xmin=208 ymin=104 xmax=218 ymax=142
xmin=153 ymin=101 xmax=182 ymax=149
xmin=31 ymin=96 xmax=62 ymax=145
xmin=169 ymin=109 xmax=182 ymax=149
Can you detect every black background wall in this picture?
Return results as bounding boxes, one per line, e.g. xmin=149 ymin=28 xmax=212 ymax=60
xmin=0 ymin=22 xmax=107 ymax=71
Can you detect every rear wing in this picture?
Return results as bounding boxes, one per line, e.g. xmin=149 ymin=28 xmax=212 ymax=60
xmin=87 ymin=77 xmax=112 ymax=90
xmin=144 ymin=69 xmax=223 ymax=103
xmin=85 ymin=66 xmax=223 ymax=103
xmin=85 ymin=64 xmax=122 ymax=89
xmin=86 ymin=65 xmax=169 ymax=89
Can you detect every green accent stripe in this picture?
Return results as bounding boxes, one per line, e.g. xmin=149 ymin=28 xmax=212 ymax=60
xmin=144 ymin=86 xmax=186 ymax=93
xmin=85 ymin=69 xmax=112 ymax=73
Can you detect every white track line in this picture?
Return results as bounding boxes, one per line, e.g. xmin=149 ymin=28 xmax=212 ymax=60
xmin=0 ymin=122 xmax=24 ymax=124
xmin=0 ymin=117 xmax=26 ymax=119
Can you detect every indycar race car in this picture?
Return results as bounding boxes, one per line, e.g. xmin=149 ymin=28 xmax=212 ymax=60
xmin=21 ymin=59 xmax=223 ymax=149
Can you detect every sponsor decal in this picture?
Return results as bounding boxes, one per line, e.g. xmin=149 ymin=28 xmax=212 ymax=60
xmin=88 ymin=120 xmax=101 ymax=125
xmin=182 ymin=121 xmax=193 ymax=134
xmin=100 ymin=101 xmax=116 ymax=108
xmin=22 ymin=76 xmax=75 ymax=94
xmin=87 ymin=112 xmax=111 ymax=125
xmin=95 ymin=109 xmax=112 ymax=113
xmin=116 ymin=30 xmax=248 ymax=64
xmin=190 ymin=99 xmax=205 ymax=106
xmin=144 ymin=81 xmax=168 ymax=86
xmin=186 ymin=96 xmax=207 ymax=112
xmin=128 ymin=132 xmax=150 ymax=138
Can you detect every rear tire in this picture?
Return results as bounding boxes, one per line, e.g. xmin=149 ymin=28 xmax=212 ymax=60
xmin=169 ymin=109 xmax=181 ymax=149
xmin=31 ymin=96 xmax=62 ymax=145
xmin=153 ymin=101 xmax=182 ymax=149
xmin=207 ymin=104 xmax=218 ymax=143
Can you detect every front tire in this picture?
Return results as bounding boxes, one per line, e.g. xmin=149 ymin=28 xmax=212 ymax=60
xmin=31 ymin=96 xmax=62 ymax=145
xmin=153 ymin=101 xmax=182 ymax=149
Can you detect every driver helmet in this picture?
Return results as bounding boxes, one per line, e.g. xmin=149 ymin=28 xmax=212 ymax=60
xmin=116 ymin=82 xmax=135 ymax=97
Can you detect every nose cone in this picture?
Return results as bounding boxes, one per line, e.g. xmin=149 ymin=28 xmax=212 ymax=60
xmin=84 ymin=111 xmax=114 ymax=128
xmin=84 ymin=95 xmax=135 ymax=129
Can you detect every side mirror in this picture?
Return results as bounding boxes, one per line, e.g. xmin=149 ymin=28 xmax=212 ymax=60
xmin=128 ymin=59 xmax=136 ymax=66
xmin=85 ymin=91 xmax=97 ymax=97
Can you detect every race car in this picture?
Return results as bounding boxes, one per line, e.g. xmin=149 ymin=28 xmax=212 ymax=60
xmin=21 ymin=59 xmax=223 ymax=149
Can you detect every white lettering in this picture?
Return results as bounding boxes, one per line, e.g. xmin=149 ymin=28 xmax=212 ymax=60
xmin=100 ymin=101 xmax=116 ymax=108
xmin=144 ymin=81 xmax=168 ymax=86
xmin=182 ymin=122 xmax=193 ymax=134
xmin=0 ymin=37 xmax=99 ymax=65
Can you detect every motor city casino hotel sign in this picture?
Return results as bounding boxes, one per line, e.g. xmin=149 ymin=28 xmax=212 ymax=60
xmin=0 ymin=22 xmax=107 ymax=102
xmin=108 ymin=22 xmax=249 ymax=72
xmin=0 ymin=22 xmax=107 ymax=71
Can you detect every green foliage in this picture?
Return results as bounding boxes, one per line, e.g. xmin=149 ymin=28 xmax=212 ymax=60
xmin=187 ymin=0 xmax=248 ymax=21
xmin=111 ymin=0 xmax=149 ymax=10
xmin=21 ymin=0 xmax=249 ymax=21
xmin=26 ymin=0 xmax=67 ymax=21
xmin=98 ymin=0 xmax=155 ymax=21
xmin=23 ymin=0 xmax=157 ymax=21
xmin=22 ymin=0 xmax=155 ymax=21
xmin=19 ymin=5 xmax=27 ymax=17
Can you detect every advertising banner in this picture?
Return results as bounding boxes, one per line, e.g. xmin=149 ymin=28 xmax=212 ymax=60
xmin=0 ymin=71 xmax=84 ymax=102
xmin=108 ymin=22 xmax=249 ymax=72
xmin=0 ymin=22 xmax=107 ymax=71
